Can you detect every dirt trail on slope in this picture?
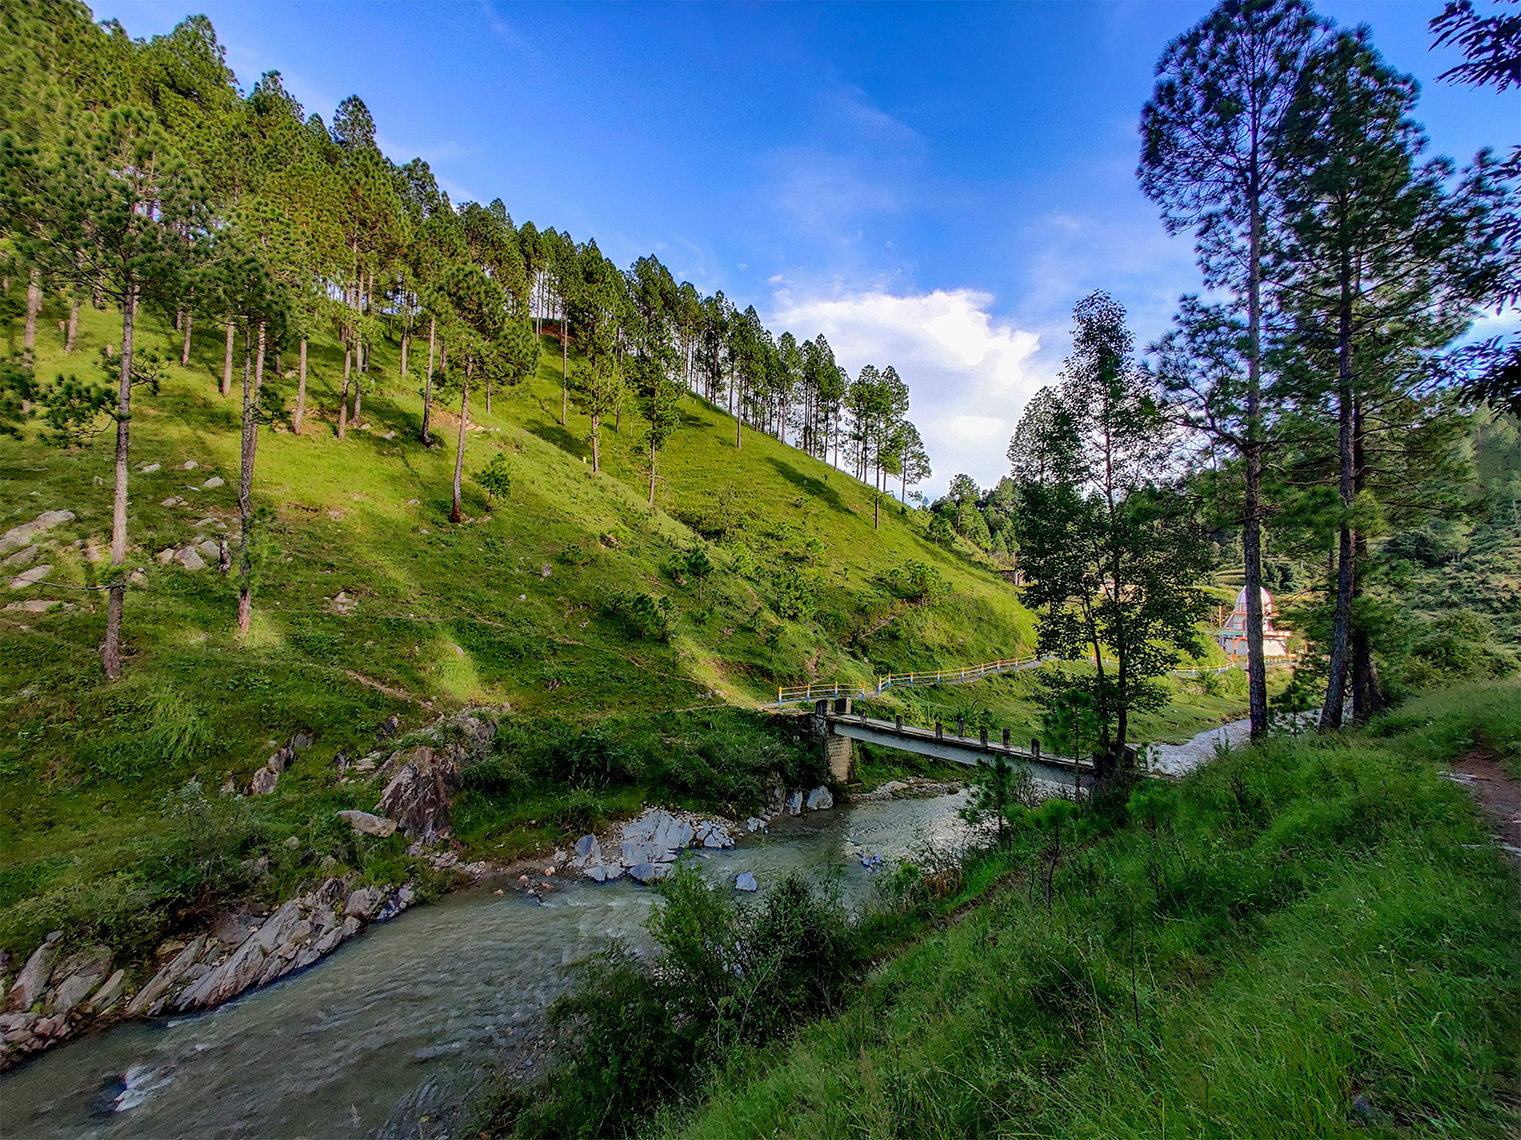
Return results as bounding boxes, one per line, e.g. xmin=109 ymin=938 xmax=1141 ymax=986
xmin=1447 ymin=748 xmax=1521 ymax=858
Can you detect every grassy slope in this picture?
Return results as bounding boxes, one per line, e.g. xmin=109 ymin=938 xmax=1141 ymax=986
xmin=655 ymin=680 xmax=1521 ymax=1140
xmin=0 ymin=292 xmax=1247 ymax=960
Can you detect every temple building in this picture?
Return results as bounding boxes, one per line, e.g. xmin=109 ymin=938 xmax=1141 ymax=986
xmin=1216 ymin=586 xmax=1292 ymax=657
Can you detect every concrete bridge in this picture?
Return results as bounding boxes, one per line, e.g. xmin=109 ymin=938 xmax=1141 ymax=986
xmin=813 ymin=697 xmax=1096 ymax=789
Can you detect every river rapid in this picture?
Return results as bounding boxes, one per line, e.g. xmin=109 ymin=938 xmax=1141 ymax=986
xmin=0 ymin=719 xmax=1243 ymax=1139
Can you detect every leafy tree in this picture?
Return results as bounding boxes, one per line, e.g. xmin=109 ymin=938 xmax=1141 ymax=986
xmin=1273 ymin=28 xmax=1487 ymax=725
xmin=948 ymin=473 xmax=980 ymax=536
xmin=1139 ymin=0 xmax=1327 ymax=741
xmin=960 ymin=753 xmax=1026 ymax=845
xmin=476 ymin=452 xmax=512 ymax=508
xmin=682 ymin=544 xmax=714 ymax=600
xmin=1013 ymin=292 xmax=1210 ymax=765
xmin=2 ymin=105 xmax=209 ymax=676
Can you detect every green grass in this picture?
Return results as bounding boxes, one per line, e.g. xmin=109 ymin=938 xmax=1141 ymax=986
xmin=0 ymin=288 xmax=1252 ymax=969
xmin=650 ymin=680 xmax=1521 ymax=1140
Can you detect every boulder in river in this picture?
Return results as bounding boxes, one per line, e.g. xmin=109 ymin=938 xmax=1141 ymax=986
xmin=734 ymin=872 xmax=758 ymax=892
xmin=806 ymin=786 xmax=834 ymax=811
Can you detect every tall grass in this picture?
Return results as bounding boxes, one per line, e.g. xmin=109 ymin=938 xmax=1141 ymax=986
xmin=650 ymin=680 xmax=1521 ymax=1139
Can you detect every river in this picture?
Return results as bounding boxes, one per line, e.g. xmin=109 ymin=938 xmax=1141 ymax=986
xmin=0 ymin=719 xmax=1243 ymax=1139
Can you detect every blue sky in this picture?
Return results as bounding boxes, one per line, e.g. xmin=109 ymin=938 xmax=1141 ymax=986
xmin=102 ymin=1 xmax=1519 ymax=494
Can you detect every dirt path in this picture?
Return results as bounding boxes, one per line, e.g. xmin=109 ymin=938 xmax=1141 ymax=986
xmin=1447 ymin=748 xmax=1521 ymax=858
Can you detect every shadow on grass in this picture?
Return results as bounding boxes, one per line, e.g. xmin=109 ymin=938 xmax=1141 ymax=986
xmin=765 ymin=456 xmax=847 ymax=513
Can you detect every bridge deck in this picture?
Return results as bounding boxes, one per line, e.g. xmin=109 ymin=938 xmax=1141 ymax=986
xmin=825 ymin=712 xmax=1095 ymax=788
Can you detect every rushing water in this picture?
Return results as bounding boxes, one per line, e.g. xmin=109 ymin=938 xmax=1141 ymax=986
xmin=0 ymin=789 xmax=973 ymax=1140
xmin=1 ymin=719 xmax=1245 ymax=1140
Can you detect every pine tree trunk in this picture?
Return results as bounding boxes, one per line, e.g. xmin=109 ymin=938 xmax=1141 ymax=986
xmin=736 ymin=379 xmax=743 ymax=450
xmin=23 ymin=269 xmax=40 ymax=351
xmin=102 ymin=285 xmax=137 ymax=679
xmin=649 ymin=439 xmax=657 ymax=505
xmin=1320 ymin=270 xmax=1355 ymax=730
xmin=401 ymin=329 xmax=408 ymax=378
xmin=487 ymin=378 xmax=492 ymax=416
xmin=66 ymin=298 xmax=79 ymax=354
xmin=223 ymin=320 xmax=235 ymax=397
xmin=238 ymin=323 xmax=264 ymax=634
xmin=1349 ymin=401 xmax=1382 ymax=721
xmin=294 ymin=337 xmax=307 ymax=435
xmin=179 ymin=309 xmax=191 ymax=366
xmin=338 ymin=347 xmax=350 ymax=440
xmin=423 ymin=319 xmax=436 ymax=445
xmin=352 ymin=372 xmax=362 ymax=424
xmin=1242 ymin=191 xmax=1269 ymax=741
xmin=591 ymin=412 xmax=601 ymax=473
xmin=561 ymin=317 xmax=569 ymax=426
xmin=451 ymin=361 xmax=470 ymax=523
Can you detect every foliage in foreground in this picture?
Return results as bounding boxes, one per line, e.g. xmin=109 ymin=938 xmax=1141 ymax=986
xmin=479 ymin=862 xmax=871 ymax=1139
xmin=651 ymin=681 xmax=1521 ymax=1140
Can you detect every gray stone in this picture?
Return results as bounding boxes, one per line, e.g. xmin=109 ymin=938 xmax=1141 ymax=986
xmin=734 ymin=872 xmax=758 ymax=892
xmin=6 ymin=932 xmax=64 ymax=1012
xmin=376 ymin=745 xmax=460 ymax=844
xmin=0 ymin=511 xmax=75 ymax=555
xmin=343 ymin=886 xmax=382 ymax=921
xmin=182 ymin=460 xmax=198 ymax=471
xmin=196 ymin=540 xmax=221 ymax=560
xmin=4 ymin=599 xmax=60 ymax=614
xmin=251 ymin=901 xmax=304 ymax=953
xmin=156 ymin=547 xmax=175 ymax=564
xmin=250 ymin=766 xmax=278 ymax=795
xmin=139 ymin=462 xmax=161 ymax=473
xmin=316 ymin=876 xmax=348 ymax=908
xmin=788 ymin=790 xmax=804 ymax=815
xmin=337 ymin=809 xmax=396 ymax=837
xmin=628 ymin=862 xmax=670 ymax=885
xmin=1 ymin=545 xmax=38 ymax=568
xmin=746 ymin=816 xmax=768 ymax=833
xmin=806 ymin=786 xmax=834 ymax=811
xmin=200 ymin=938 xmax=266 ymax=1007
xmin=85 ymin=969 xmax=127 ymax=1016
xmin=878 ymin=780 xmax=909 ymax=794
xmin=42 ymin=946 xmax=112 ymax=1017
xmin=292 ymin=732 xmax=314 ymax=752
xmin=201 ymin=476 xmax=224 ymax=489
xmin=161 ymin=497 xmax=185 ymax=508
xmin=175 ymin=546 xmax=206 ymax=571
xmin=127 ymin=935 xmax=206 ymax=1015
xmin=8 ymin=564 xmax=52 ymax=590
xmin=572 ymin=833 xmax=602 ymax=868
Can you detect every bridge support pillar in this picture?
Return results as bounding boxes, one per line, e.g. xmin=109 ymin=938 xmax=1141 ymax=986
xmin=814 ymin=699 xmax=854 ymax=783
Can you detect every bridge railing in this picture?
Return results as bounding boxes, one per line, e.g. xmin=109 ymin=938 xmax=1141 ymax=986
xmin=776 ymin=681 xmax=869 ymax=707
xmin=778 ymin=652 xmax=1300 ymax=707
xmin=776 ymin=655 xmax=1046 ymax=707
xmin=876 ymin=655 xmax=1045 ymax=694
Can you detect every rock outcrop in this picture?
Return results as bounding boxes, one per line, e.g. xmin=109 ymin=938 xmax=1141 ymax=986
xmin=1 ymin=874 xmax=419 ymax=1071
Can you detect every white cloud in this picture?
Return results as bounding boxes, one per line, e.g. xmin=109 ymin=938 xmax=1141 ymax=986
xmin=771 ymin=288 xmax=1049 ymax=496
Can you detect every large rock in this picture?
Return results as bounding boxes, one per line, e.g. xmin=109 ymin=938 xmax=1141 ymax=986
xmin=0 ymin=511 xmax=74 ymax=555
xmin=376 ymin=746 xmax=460 ymax=844
xmin=6 ymin=932 xmax=63 ymax=1012
xmin=369 ymin=710 xmax=495 ymax=843
xmin=734 ymin=872 xmax=758 ymax=892
xmin=628 ymin=862 xmax=670 ymax=885
xmin=174 ymin=546 xmax=206 ymax=571
xmin=7 ymin=564 xmax=52 ymax=590
xmin=337 ymin=809 xmax=396 ymax=838
xmin=42 ymin=946 xmax=112 ymax=1017
xmin=342 ymin=886 xmax=382 ymax=921
xmin=127 ymin=935 xmax=206 ymax=1015
xmin=806 ymin=786 xmax=834 ymax=811
xmin=85 ymin=969 xmax=127 ymax=1016
xmin=788 ymin=790 xmax=804 ymax=816
xmin=250 ymin=766 xmax=278 ymax=795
